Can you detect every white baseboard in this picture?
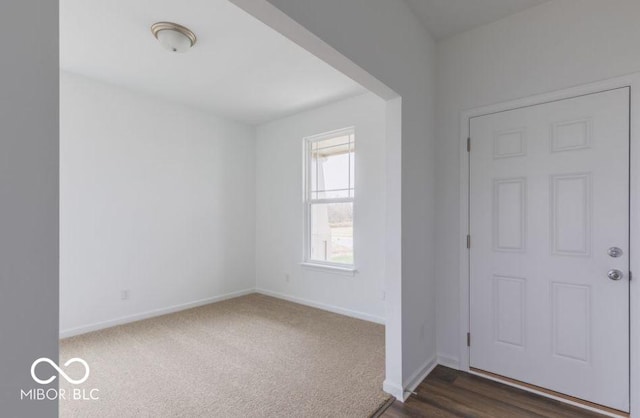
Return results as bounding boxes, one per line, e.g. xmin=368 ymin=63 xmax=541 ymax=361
xmin=60 ymin=288 xmax=384 ymax=338
xmin=383 ymin=379 xmax=405 ymax=401
xmin=437 ymin=354 xmax=460 ymax=370
xmin=254 ymin=288 xmax=385 ymax=325
xmin=59 ymin=288 xmax=255 ymax=338
xmin=401 ymin=355 xmax=437 ymax=401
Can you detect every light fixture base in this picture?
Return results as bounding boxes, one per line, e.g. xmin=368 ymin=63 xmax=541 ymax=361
xmin=151 ymin=22 xmax=197 ymax=52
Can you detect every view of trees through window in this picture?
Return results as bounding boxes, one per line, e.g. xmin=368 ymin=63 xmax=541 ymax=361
xmin=307 ymin=129 xmax=354 ymax=266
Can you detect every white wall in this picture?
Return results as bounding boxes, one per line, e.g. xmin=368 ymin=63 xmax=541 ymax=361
xmin=255 ymin=93 xmax=386 ymax=323
xmin=239 ymin=0 xmax=438 ymax=395
xmin=62 ymin=0 xmax=439 ymax=396
xmin=435 ymin=0 xmax=640 ymax=366
xmin=60 ymin=72 xmax=256 ymax=335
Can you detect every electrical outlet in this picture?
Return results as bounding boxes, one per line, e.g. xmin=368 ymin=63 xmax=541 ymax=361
xmin=121 ymin=290 xmax=129 ymax=301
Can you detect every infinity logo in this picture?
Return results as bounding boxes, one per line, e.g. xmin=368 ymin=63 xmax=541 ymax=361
xmin=30 ymin=358 xmax=90 ymax=385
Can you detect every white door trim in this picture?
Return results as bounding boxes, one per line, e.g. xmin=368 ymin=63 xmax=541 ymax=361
xmin=459 ymin=73 xmax=639 ymax=416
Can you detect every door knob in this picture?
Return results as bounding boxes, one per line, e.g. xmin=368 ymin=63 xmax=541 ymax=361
xmin=608 ymin=269 xmax=624 ymax=281
xmin=608 ymin=247 xmax=623 ymax=258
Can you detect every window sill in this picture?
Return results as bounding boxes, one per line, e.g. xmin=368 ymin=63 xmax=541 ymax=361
xmin=300 ymin=262 xmax=358 ymax=277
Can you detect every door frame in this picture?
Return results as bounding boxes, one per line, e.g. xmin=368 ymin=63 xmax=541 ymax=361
xmin=458 ymin=73 xmax=639 ymax=416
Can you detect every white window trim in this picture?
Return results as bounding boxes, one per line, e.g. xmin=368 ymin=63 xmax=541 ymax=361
xmin=300 ymin=262 xmax=358 ymax=276
xmin=302 ymin=127 xmax=356 ymax=273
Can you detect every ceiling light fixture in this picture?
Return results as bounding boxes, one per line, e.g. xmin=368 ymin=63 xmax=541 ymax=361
xmin=151 ymin=22 xmax=197 ymax=53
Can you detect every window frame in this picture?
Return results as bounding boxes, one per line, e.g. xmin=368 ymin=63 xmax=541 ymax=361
xmin=302 ymin=127 xmax=357 ymax=273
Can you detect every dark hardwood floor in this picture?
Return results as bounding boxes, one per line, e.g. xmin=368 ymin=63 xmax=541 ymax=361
xmin=379 ymin=366 xmax=606 ymax=418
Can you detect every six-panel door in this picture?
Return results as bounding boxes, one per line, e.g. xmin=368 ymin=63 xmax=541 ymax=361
xmin=469 ymin=88 xmax=630 ymax=412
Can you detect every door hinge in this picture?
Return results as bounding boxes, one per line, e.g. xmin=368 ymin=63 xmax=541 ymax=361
xmin=466 ymin=235 xmax=471 ymax=249
xmin=467 ymin=137 xmax=471 ymax=152
xmin=467 ymin=332 xmax=471 ymax=347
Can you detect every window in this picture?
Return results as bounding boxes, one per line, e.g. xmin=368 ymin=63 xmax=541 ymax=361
xmin=304 ymin=128 xmax=355 ymax=269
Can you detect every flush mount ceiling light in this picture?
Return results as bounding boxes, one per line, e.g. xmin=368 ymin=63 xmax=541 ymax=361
xmin=151 ymin=22 xmax=197 ymax=53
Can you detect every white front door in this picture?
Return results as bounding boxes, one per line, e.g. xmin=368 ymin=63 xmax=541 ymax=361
xmin=469 ymin=88 xmax=630 ymax=412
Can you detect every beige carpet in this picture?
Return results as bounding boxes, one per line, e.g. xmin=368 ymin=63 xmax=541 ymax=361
xmin=59 ymin=294 xmax=390 ymax=417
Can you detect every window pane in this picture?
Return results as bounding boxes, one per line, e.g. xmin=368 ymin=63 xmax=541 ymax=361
xmin=312 ymin=151 xmax=350 ymax=196
xmin=309 ymin=202 xmax=353 ymax=265
xmin=310 ymin=143 xmax=318 ymax=199
xmin=315 ymin=134 xmax=351 ymax=150
xmin=310 ymin=134 xmax=354 ymax=199
xmin=349 ymin=142 xmax=355 ymax=197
